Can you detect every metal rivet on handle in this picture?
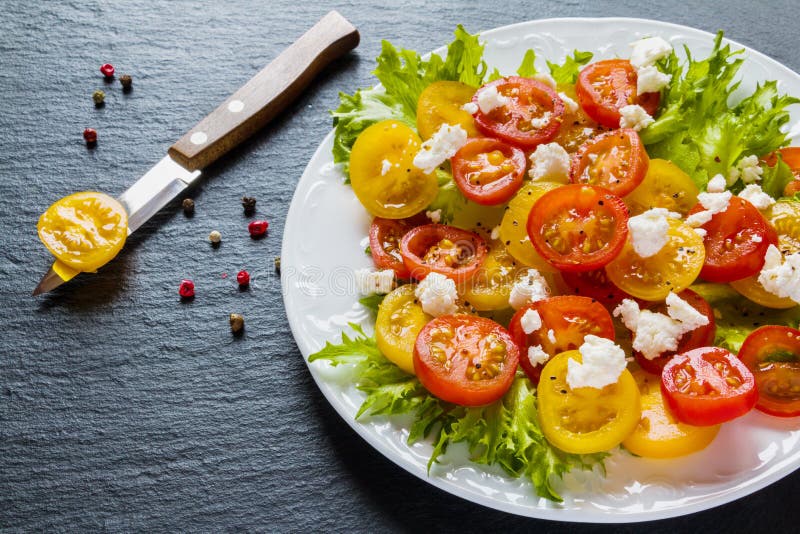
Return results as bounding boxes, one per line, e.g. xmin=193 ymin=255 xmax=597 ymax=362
xmin=228 ymin=100 xmax=245 ymax=113
xmin=190 ymin=132 xmax=208 ymax=145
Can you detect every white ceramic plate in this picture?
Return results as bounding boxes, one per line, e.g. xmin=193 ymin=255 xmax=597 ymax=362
xmin=281 ymin=17 xmax=800 ymax=522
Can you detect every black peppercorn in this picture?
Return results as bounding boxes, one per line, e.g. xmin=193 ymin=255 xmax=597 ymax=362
xmin=242 ymin=196 xmax=256 ymax=215
xmin=230 ymin=313 xmax=245 ymax=334
xmin=182 ymin=198 xmax=195 ymax=216
xmin=119 ymin=74 xmax=133 ymax=91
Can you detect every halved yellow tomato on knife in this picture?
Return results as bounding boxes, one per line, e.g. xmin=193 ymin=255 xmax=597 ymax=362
xmin=37 ymin=191 xmax=128 ymax=273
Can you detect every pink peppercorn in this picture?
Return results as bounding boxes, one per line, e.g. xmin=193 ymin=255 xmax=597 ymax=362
xmin=236 ymin=270 xmax=250 ymax=286
xmin=100 ymin=63 xmax=115 ymax=78
xmin=178 ymin=279 xmax=195 ymax=298
xmin=248 ymin=220 xmax=268 ymax=238
xmin=83 ymin=128 xmax=97 ymax=144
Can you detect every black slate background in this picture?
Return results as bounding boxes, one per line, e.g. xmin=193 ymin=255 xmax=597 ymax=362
xmin=1 ymin=0 xmax=799 ymax=531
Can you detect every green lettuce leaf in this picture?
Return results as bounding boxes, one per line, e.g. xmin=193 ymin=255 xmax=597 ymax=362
xmin=692 ymin=283 xmax=800 ymax=352
xmin=331 ymin=26 xmax=488 ymax=180
xmin=517 ymin=49 xmax=538 ymax=77
xmin=547 ymin=50 xmax=593 ymax=85
xmin=358 ymin=293 xmax=386 ymax=314
xmin=308 ymin=324 xmax=606 ymax=502
xmin=425 ymin=169 xmax=468 ymax=224
xmin=640 ymin=32 xmax=798 ymax=191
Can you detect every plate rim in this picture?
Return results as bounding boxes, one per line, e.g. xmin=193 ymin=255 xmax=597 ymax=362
xmin=281 ymin=16 xmax=800 ymax=523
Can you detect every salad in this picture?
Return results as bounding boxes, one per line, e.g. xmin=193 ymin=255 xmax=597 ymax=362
xmin=307 ymin=25 xmax=800 ymax=502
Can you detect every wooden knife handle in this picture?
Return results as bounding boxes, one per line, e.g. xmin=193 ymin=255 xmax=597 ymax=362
xmin=168 ymin=11 xmax=359 ymax=171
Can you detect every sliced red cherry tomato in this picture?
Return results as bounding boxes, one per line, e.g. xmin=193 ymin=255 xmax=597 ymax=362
xmin=369 ymin=215 xmax=426 ymax=279
xmin=559 ymin=269 xmax=633 ymax=311
xmin=576 ymin=59 xmax=660 ymax=128
xmin=738 ymin=325 xmax=800 ymax=417
xmin=451 ymin=138 xmax=527 ymax=205
xmin=570 ymin=129 xmax=649 ymax=197
xmin=661 ymin=346 xmax=757 ymax=426
xmin=400 ymin=224 xmax=488 ymax=283
xmin=527 ymin=184 xmax=629 ymax=272
xmin=690 ymin=196 xmax=778 ymax=283
xmin=633 ymin=289 xmax=716 ymax=375
xmin=472 ymin=76 xmax=565 ymax=150
xmin=509 ymin=296 xmax=615 ymax=384
xmin=414 ymin=315 xmax=519 ymax=406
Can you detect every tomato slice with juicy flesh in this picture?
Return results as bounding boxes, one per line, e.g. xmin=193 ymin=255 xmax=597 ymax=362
xmin=690 ymin=196 xmax=778 ymax=283
xmin=416 ymin=80 xmax=479 ymax=140
xmin=471 ymin=76 xmax=565 ymax=149
xmin=661 ymin=346 xmax=757 ymax=426
xmin=369 ymin=215 xmax=426 ymax=279
xmin=349 ymin=120 xmax=439 ymax=219
xmin=527 ymin=184 xmax=629 ymax=272
xmin=499 ymin=181 xmax=561 ymax=272
xmin=375 ymin=284 xmax=432 ymax=375
xmin=400 ymin=224 xmax=488 ymax=283
xmin=460 ymin=239 xmax=523 ymax=311
xmin=538 ymin=351 xmax=641 ymax=454
xmin=605 ymin=218 xmax=706 ymax=301
xmin=451 ymin=138 xmax=527 ymax=205
xmin=570 ymin=129 xmax=649 ymax=197
xmin=738 ymin=325 xmax=800 ymax=417
xmin=624 ymin=158 xmax=700 ymax=217
xmin=623 ymin=370 xmax=720 ymax=458
xmin=37 ymin=191 xmax=129 ymax=272
xmin=633 ymin=289 xmax=716 ymax=375
xmin=551 ymin=86 xmax=604 ymax=154
xmin=413 ymin=315 xmax=519 ymax=406
xmin=559 ymin=269 xmax=633 ymax=310
xmin=576 ymin=59 xmax=660 ymax=128
xmin=509 ymin=296 xmax=615 ymax=384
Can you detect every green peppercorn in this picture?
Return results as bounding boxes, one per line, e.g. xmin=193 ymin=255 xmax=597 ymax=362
xmin=92 ymin=90 xmax=105 ymax=107
xmin=119 ymin=74 xmax=133 ymax=91
xmin=230 ymin=313 xmax=245 ymax=334
xmin=274 ymin=256 xmax=281 ymax=273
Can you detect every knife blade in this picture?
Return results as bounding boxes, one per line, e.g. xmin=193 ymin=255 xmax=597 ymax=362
xmin=33 ymin=10 xmax=359 ymax=295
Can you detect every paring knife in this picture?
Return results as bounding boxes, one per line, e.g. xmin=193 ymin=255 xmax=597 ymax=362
xmin=33 ymin=11 xmax=359 ymax=295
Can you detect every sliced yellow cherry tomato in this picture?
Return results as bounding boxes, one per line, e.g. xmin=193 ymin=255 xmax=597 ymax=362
xmin=538 ymin=350 xmax=641 ymax=454
xmin=350 ymin=120 xmax=439 ymax=219
xmin=731 ymin=200 xmax=800 ymax=309
xmin=605 ymin=219 xmax=705 ymax=301
xmin=460 ymin=238 xmax=523 ymax=311
xmin=416 ymin=81 xmax=479 ymax=140
xmin=624 ymin=159 xmax=699 ymax=217
xmin=623 ymin=370 xmax=720 ymax=458
xmin=375 ymin=284 xmax=432 ymax=374
xmin=37 ymin=191 xmax=128 ymax=272
xmin=499 ymin=181 xmax=561 ymax=272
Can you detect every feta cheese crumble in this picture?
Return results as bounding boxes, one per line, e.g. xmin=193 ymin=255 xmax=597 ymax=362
xmin=425 ymin=209 xmax=442 ymax=224
xmin=461 ymin=101 xmax=479 ymax=115
xmin=509 ymin=269 xmax=551 ymax=310
xmin=738 ymin=184 xmax=775 ymax=210
xmin=490 ymin=225 xmax=501 ymax=241
xmin=636 ymin=65 xmax=671 ymax=94
xmin=380 ymin=159 xmax=392 ymax=176
xmin=706 ymin=174 xmax=727 ymax=193
xmin=629 ymin=36 xmax=673 ymax=68
xmin=685 ymin=190 xmax=733 ymax=227
xmin=547 ymin=329 xmax=556 ymax=344
xmin=527 ymin=345 xmax=550 ymax=367
xmin=566 ymin=335 xmax=628 ymax=390
xmin=558 ymin=92 xmax=579 ymax=113
xmin=520 ymin=309 xmax=542 ymax=335
xmin=613 ymin=293 xmax=710 ymax=360
xmin=414 ymin=272 xmax=459 ymax=317
xmin=529 ymin=111 xmax=552 ymax=130
xmin=728 ymin=154 xmax=763 ymax=185
xmin=476 ymin=85 xmax=510 ymax=114
xmin=354 ymin=268 xmax=395 ymax=295
xmin=758 ymin=244 xmax=800 ymax=304
xmin=412 ymin=123 xmax=468 ymax=174
xmin=533 ymin=72 xmax=557 ymax=89
xmin=628 ymin=208 xmax=679 ymax=258
xmin=619 ymin=104 xmax=654 ymax=131
xmin=528 ymin=142 xmax=571 ymax=182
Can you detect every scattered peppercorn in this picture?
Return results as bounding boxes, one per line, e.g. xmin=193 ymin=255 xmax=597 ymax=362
xmin=182 ymin=198 xmax=195 ymax=216
xmin=274 ymin=256 xmax=281 ymax=273
xmin=209 ymin=230 xmax=222 ymax=244
xmin=241 ymin=196 xmax=257 ymax=216
xmin=119 ymin=74 xmax=132 ymax=91
xmin=179 ymin=279 xmax=195 ymax=299
xmin=92 ymin=90 xmax=105 ymax=107
xmin=236 ymin=269 xmax=250 ymax=287
xmin=100 ymin=63 xmax=115 ymax=78
xmin=83 ymin=128 xmax=97 ymax=145
xmin=230 ymin=313 xmax=245 ymax=334
xmin=248 ymin=220 xmax=268 ymax=238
